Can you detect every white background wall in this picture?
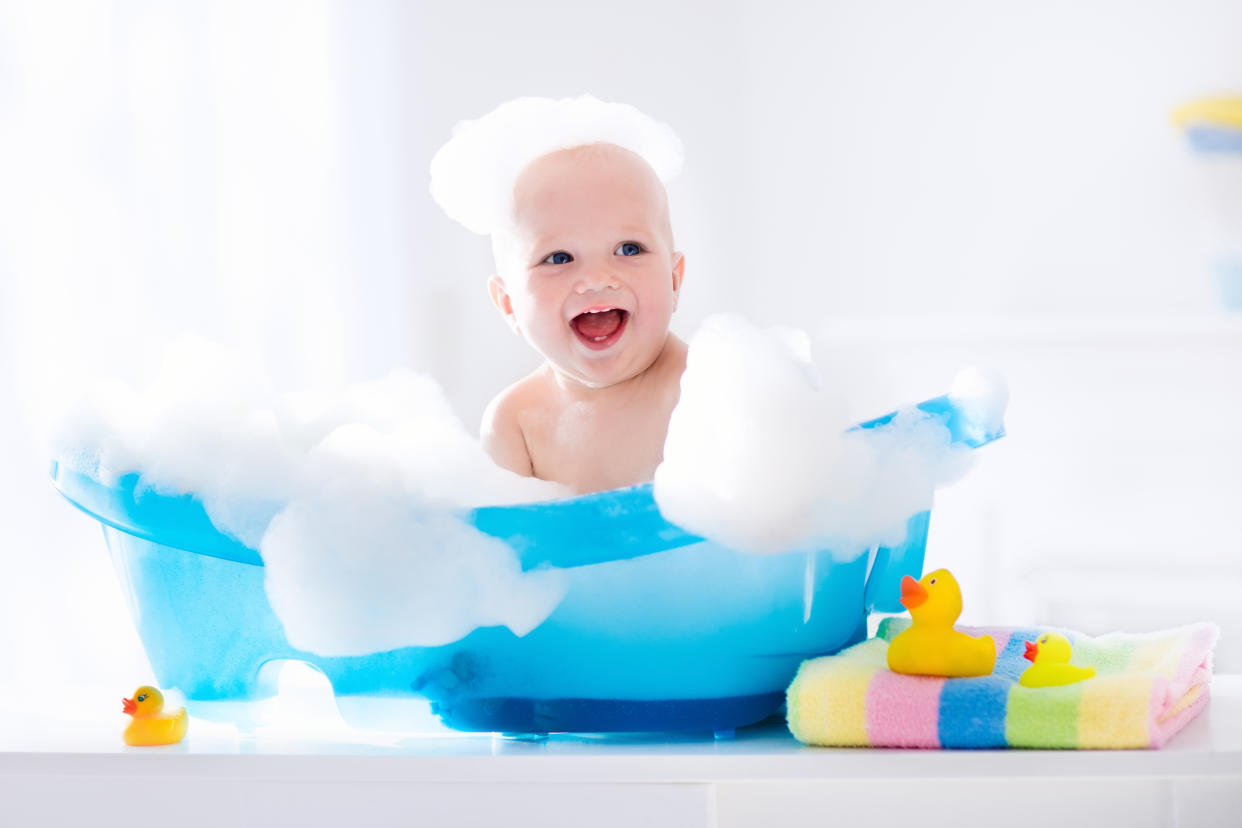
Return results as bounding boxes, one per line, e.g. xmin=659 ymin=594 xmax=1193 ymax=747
xmin=1 ymin=0 xmax=1240 ymax=702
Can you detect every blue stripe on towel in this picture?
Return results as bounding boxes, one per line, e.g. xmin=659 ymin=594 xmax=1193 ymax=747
xmin=936 ymin=629 xmax=1040 ymax=748
xmin=937 ymin=675 xmax=1010 ymax=748
xmin=994 ymin=627 xmax=1043 ymax=682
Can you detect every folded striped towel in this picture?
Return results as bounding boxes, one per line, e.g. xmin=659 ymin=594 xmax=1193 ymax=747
xmin=787 ymin=618 xmax=1218 ymax=749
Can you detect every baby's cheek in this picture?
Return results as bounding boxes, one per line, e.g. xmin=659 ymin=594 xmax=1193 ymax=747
xmin=509 ymin=295 xmax=547 ymax=328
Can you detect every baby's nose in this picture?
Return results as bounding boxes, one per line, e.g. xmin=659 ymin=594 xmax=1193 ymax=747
xmin=574 ymin=269 xmax=620 ymax=294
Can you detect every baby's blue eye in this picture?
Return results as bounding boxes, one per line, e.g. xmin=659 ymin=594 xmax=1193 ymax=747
xmin=544 ymin=251 xmax=572 ymax=265
xmin=617 ymin=242 xmax=642 ymax=256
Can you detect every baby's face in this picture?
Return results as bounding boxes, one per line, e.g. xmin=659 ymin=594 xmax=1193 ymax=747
xmin=489 ymin=143 xmax=684 ymax=390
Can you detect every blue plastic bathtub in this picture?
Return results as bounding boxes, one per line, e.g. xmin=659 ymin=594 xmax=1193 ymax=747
xmin=52 ymin=393 xmax=1002 ymax=736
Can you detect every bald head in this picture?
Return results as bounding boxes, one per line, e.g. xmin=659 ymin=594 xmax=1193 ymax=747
xmin=493 ymin=142 xmax=676 ymax=280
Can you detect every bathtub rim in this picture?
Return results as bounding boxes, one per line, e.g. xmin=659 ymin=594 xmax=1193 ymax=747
xmin=49 ymin=390 xmax=1000 ymax=573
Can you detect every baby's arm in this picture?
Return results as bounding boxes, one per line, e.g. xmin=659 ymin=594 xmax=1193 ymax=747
xmin=480 ymin=387 xmax=535 ymax=477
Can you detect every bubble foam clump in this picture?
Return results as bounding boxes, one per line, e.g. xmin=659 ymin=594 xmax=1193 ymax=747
xmin=429 ymin=94 xmax=684 ymax=236
xmin=949 ymin=364 xmax=1010 ymax=437
xmin=654 ymin=314 xmax=980 ymax=558
xmin=260 ymin=428 xmax=567 ymax=654
xmin=54 ymin=335 xmax=569 ymax=655
xmin=653 ymin=314 xmax=852 ymax=554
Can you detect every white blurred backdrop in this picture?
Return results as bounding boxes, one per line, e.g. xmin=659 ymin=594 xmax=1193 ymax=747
xmin=1 ymin=0 xmax=1240 ymax=703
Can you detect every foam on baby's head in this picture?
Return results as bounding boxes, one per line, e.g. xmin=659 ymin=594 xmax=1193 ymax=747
xmin=428 ymin=94 xmax=684 ymax=237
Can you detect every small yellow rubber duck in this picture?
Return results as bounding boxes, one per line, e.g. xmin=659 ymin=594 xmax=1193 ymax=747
xmin=1019 ymin=632 xmax=1097 ymax=688
xmin=122 ymin=685 xmax=188 ymax=746
xmin=886 ymin=568 xmax=996 ymax=678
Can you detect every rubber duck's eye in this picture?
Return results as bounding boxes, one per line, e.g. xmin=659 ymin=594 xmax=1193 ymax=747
xmin=929 ymin=578 xmax=937 ymax=585
xmin=137 ymin=694 xmax=147 ymax=702
xmin=1040 ymin=637 xmax=1048 ymax=644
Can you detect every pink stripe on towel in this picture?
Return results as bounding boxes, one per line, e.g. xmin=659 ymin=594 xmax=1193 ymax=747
xmin=866 ymin=670 xmax=945 ymax=748
xmin=1149 ymin=624 xmax=1219 ymax=747
xmin=975 ymin=627 xmax=1012 ymax=655
xmin=1149 ymin=681 xmax=1210 ymax=748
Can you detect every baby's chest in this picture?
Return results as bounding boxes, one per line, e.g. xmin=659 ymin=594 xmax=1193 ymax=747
xmin=525 ymin=400 xmax=670 ymax=490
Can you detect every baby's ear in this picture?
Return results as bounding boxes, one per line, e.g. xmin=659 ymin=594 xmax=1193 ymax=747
xmin=670 ymin=253 xmax=686 ymax=310
xmin=488 ymin=274 xmax=521 ymax=336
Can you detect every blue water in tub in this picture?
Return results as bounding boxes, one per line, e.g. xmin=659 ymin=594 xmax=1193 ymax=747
xmin=52 ymin=393 xmax=1002 ymax=735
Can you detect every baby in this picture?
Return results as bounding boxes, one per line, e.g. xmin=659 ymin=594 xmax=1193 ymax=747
xmin=430 ymin=96 xmax=689 ymax=494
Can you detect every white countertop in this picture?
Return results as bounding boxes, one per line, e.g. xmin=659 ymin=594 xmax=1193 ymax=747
xmin=3 ymin=677 xmax=1241 ymax=828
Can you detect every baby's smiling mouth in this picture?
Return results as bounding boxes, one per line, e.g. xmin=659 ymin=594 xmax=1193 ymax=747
xmin=570 ymin=307 xmax=629 ymax=349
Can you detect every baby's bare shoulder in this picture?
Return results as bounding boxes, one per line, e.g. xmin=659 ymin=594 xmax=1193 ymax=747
xmin=483 ymin=371 xmax=549 ymax=423
xmin=480 ymin=373 xmax=546 ymax=477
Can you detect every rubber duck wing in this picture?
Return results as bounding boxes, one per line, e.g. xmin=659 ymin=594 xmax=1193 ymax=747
xmin=162 ymin=709 xmax=188 ymax=742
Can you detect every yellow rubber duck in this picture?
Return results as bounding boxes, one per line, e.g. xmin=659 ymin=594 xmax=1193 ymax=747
xmin=122 ymin=685 xmax=188 ymax=746
xmin=1019 ymin=632 xmax=1097 ymax=688
xmin=886 ymin=568 xmax=996 ymax=678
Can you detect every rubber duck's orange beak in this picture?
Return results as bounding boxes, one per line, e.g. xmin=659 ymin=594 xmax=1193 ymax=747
xmin=122 ymin=697 xmax=137 ymax=715
xmin=899 ymin=575 xmax=928 ymax=610
xmin=1024 ymin=641 xmax=1038 ymax=662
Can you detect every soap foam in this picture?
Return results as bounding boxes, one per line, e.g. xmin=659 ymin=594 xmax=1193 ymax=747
xmin=56 ymin=323 xmax=1003 ymax=653
xmin=54 ymin=335 xmax=569 ymax=655
xmin=949 ymin=364 xmax=1010 ymax=436
xmin=654 ymin=314 xmax=981 ymax=558
xmin=429 ymin=94 xmax=684 ymax=237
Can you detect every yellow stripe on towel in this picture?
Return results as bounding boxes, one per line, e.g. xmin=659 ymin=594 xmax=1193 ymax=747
xmin=787 ymin=640 xmax=884 ymax=746
xmin=1130 ymin=634 xmax=1179 ymax=675
xmin=1078 ymin=675 xmax=1153 ymax=748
